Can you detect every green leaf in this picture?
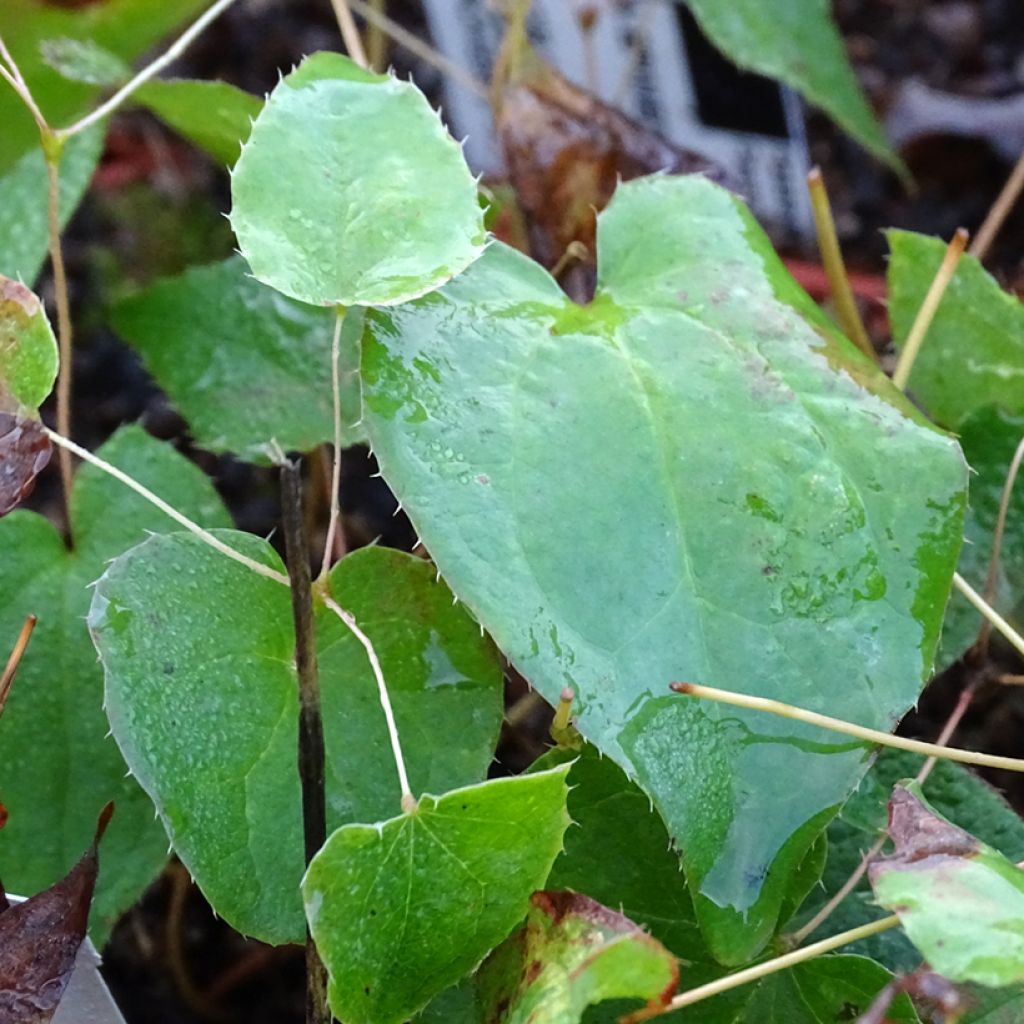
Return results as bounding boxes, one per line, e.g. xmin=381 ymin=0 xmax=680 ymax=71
xmin=938 ymin=407 xmax=1024 ymax=669
xmin=110 ymin=257 xmax=364 ymax=462
xmin=92 ymin=541 xmax=504 ymax=944
xmin=0 ymin=0 xmax=211 ymax=172
xmin=689 ymin=956 xmax=918 ymax=1024
xmin=796 ymin=750 xmax=1024 ymax=973
xmin=361 ymin=173 xmax=968 ymax=963
xmin=683 ymin=0 xmax=900 ymax=171
xmin=889 ymin=230 xmax=1024 ymax=429
xmin=0 ymin=426 xmax=231 ymax=945
xmin=230 ymin=52 xmax=486 ymax=307
xmin=869 ymin=784 xmax=1024 ymax=986
xmin=0 ymin=124 xmax=104 ymax=286
xmin=134 ymin=79 xmax=262 ymax=167
xmin=303 ymin=767 xmax=571 ymax=1024
xmin=0 ymin=276 xmax=57 ymax=412
xmin=475 ymin=891 xmax=679 ymax=1024
xmin=39 ymin=36 xmax=130 ymax=85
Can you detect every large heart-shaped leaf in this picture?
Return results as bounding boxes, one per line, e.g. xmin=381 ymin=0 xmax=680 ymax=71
xmin=110 ymin=257 xmax=364 ymax=462
xmin=361 ymin=174 xmax=967 ymax=963
xmin=91 ymin=539 xmax=504 ymax=944
xmin=303 ymin=768 xmax=571 ymax=1024
xmin=0 ymin=426 xmax=231 ymax=944
xmin=230 ymin=52 xmax=485 ymax=307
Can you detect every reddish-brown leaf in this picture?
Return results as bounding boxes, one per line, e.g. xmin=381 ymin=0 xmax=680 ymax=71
xmin=0 ymin=412 xmax=51 ymax=518
xmin=0 ymin=803 xmax=113 ymax=1024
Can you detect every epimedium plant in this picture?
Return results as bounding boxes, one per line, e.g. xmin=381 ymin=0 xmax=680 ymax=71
xmin=2 ymin=1 xmax=1024 ymax=1023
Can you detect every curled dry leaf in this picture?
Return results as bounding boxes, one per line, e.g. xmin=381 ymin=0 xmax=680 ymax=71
xmin=493 ymin=18 xmax=722 ymax=280
xmin=0 ymin=802 xmax=113 ymax=1023
xmin=0 ymin=413 xmax=51 ymax=518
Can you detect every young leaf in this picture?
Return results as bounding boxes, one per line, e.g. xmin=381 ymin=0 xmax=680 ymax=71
xmin=870 ymin=784 xmax=1024 ymax=986
xmin=475 ymin=891 xmax=678 ymax=1024
xmin=796 ymin=751 xmax=1024 ymax=973
xmin=0 ymin=125 xmax=104 ymax=286
xmin=133 ymin=79 xmax=262 ymax=167
xmin=888 ymin=230 xmax=1024 ymax=429
xmin=110 ymin=257 xmax=364 ymax=462
xmin=92 ymin=540 xmax=504 ymax=944
xmin=303 ymin=767 xmax=571 ymax=1024
xmin=684 ymin=0 xmax=900 ymax=171
xmin=361 ymin=173 xmax=968 ymax=963
xmin=229 ymin=52 xmax=486 ymax=307
xmin=0 ymin=802 xmax=112 ymax=1023
xmin=0 ymin=426 xmax=231 ymax=945
xmin=39 ymin=36 xmax=130 ymax=86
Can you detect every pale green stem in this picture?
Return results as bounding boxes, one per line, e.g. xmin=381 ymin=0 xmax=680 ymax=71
xmin=954 ymin=571 xmax=1024 ymax=661
xmin=56 ymin=0 xmax=244 ymax=140
xmin=891 ymin=228 xmax=968 ymax=391
xmin=318 ymin=309 xmax=347 ymax=583
xmin=624 ymin=916 xmax=900 ymax=1022
xmin=670 ymin=681 xmax=1024 ymax=773
xmin=44 ymin=429 xmax=290 ymax=586
xmin=321 ymin=594 xmax=416 ymax=812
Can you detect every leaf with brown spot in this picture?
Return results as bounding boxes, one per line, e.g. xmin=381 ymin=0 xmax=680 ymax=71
xmin=492 ymin=16 xmax=724 ymax=286
xmin=0 ymin=413 xmax=51 ymax=517
xmin=870 ymin=784 xmax=1024 ymax=987
xmin=0 ymin=803 xmax=113 ymax=1024
xmin=476 ymin=890 xmax=679 ymax=1024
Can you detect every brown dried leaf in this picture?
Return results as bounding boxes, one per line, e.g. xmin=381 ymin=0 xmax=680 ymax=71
xmin=0 ymin=411 xmax=51 ymax=518
xmin=0 ymin=803 xmax=113 ymax=1024
xmin=493 ymin=19 xmax=725 ymax=278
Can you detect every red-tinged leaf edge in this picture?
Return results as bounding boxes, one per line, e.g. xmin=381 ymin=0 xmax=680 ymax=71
xmin=0 ymin=802 xmax=114 ymax=1023
xmin=0 ymin=411 xmax=52 ymax=517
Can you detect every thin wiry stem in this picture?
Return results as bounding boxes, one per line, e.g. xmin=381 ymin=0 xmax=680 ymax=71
xmin=0 ymin=37 xmax=49 ymax=132
xmin=346 ymin=0 xmax=488 ymax=98
xmin=806 ymin=168 xmax=874 ymax=361
xmin=788 ymin=679 xmax=977 ymax=946
xmin=970 ymin=151 xmax=1024 ymax=262
xmin=327 ymin=0 xmax=370 ymax=68
xmin=56 ymin=0 xmax=244 ymax=140
xmin=976 ymin=435 xmax=1024 ymax=658
xmin=891 ymin=228 xmax=968 ymax=391
xmin=44 ymin=428 xmax=290 ymax=586
xmin=366 ymin=0 xmax=388 ymax=71
xmin=322 ymin=594 xmax=416 ymax=811
xmin=623 ymin=915 xmax=900 ymax=1022
xmin=318 ymin=309 xmax=347 ymax=582
xmin=670 ymin=681 xmax=1024 ymax=773
xmin=954 ymin=571 xmax=1024 ymax=661
xmin=0 ymin=616 xmax=37 ymax=719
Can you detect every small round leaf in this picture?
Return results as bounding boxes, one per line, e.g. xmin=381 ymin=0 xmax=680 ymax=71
xmin=230 ymin=52 xmax=485 ymax=307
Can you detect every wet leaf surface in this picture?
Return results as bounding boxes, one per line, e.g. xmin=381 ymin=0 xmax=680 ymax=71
xmin=0 ymin=803 xmax=112 ymax=1024
xmin=475 ymin=890 xmax=678 ymax=1024
xmin=230 ymin=52 xmax=485 ymax=307
xmin=92 ymin=540 xmax=504 ymax=944
xmin=362 ymin=173 xmax=968 ymax=964
xmin=303 ymin=767 xmax=571 ymax=1024
xmin=0 ymin=426 xmax=231 ymax=945
xmin=111 ymin=257 xmax=364 ymax=462
xmin=870 ymin=784 xmax=1024 ymax=986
